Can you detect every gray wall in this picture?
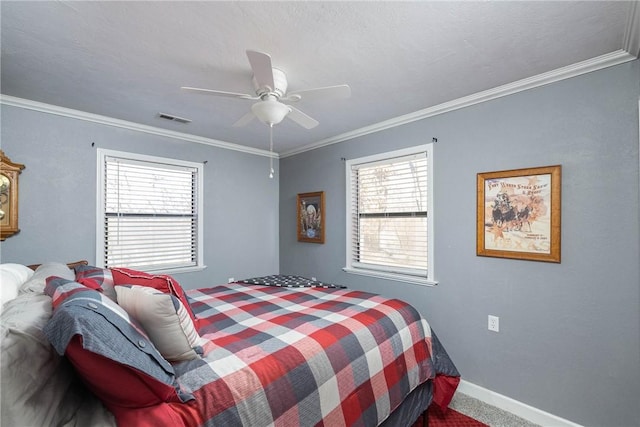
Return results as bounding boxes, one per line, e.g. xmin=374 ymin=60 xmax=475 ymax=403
xmin=1 ymin=60 xmax=638 ymax=426
xmin=0 ymin=105 xmax=279 ymax=289
xmin=279 ymin=60 xmax=640 ymax=426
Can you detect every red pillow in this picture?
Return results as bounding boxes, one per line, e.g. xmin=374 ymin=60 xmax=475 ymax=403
xmin=65 ymin=335 xmax=183 ymax=409
xmin=111 ymin=268 xmax=198 ymax=326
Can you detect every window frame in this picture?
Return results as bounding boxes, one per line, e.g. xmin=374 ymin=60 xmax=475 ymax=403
xmin=344 ymin=144 xmax=436 ymax=286
xmin=96 ymin=148 xmax=205 ymax=274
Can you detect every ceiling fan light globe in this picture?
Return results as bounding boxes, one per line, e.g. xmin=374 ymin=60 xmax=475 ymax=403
xmin=251 ymin=99 xmax=290 ymax=125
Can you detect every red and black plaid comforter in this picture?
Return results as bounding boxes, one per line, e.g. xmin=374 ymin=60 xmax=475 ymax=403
xmin=161 ymin=283 xmax=435 ymax=427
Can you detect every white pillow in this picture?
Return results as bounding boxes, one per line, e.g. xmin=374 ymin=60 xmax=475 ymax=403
xmin=115 ymin=285 xmax=206 ymax=362
xmin=19 ymin=262 xmax=74 ymax=294
xmin=0 ymin=264 xmax=34 ymax=310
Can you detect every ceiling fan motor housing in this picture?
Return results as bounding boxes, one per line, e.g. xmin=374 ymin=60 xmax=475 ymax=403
xmin=253 ymin=68 xmax=288 ymax=98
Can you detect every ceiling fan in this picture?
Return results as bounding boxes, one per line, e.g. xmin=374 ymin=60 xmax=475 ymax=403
xmin=181 ymin=50 xmax=351 ymax=130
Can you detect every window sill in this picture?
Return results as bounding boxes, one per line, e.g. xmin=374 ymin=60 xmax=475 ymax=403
xmin=342 ymin=267 xmax=438 ymax=287
xmin=144 ymin=265 xmax=207 ymax=275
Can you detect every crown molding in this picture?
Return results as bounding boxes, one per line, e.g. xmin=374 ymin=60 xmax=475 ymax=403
xmin=623 ymin=0 xmax=640 ymax=57
xmin=0 ymin=95 xmax=277 ymax=158
xmin=281 ymin=49 xmax=636 ymax=158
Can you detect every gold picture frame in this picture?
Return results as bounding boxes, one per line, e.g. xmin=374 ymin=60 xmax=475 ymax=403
xmin=0 ymin=150 xmax=25 ymax=241
xmin=297 ymin=191 xmax=325 ymax=243
xmin=477 ymin=165 xmax=561 ymax=262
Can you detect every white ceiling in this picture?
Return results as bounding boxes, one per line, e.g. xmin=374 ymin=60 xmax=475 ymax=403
xmin=1 ymin=1 xmax=638 ymax=156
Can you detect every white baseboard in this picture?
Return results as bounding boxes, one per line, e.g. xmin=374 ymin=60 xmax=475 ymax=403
xmin=456 ymin=379 xmax=583 ymax=427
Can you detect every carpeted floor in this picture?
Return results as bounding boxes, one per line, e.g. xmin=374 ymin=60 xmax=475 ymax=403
xmin=448 ymin=393 xmax=540 ymax=427
xmin=410 ymin=393 xmax=541 ymax=427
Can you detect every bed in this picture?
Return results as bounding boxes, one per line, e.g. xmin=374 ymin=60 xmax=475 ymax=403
xmin=0 ymin=261 xmax=459 ymax=426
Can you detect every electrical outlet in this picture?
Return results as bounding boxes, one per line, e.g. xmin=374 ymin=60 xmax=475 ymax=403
xmin=488 ymin=315 xmax=500 ymax=332
xmin=228 ymin=277 xmax=235 ymax=283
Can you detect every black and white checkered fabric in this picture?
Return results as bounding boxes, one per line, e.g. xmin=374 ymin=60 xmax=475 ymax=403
xmin=240 ymin=275 xmax=346 ymax=289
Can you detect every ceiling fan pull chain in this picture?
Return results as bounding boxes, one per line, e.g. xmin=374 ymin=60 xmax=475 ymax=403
xmin=269 ymin=124 xmax=275 ymax=179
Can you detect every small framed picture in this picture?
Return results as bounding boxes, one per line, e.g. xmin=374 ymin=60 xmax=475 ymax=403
xmin=477 ymin=165 xmax=561 ymax=262
xmin=297 ymin=191 xmax=325 ymax=243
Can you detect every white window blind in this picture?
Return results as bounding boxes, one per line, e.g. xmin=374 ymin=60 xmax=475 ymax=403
xmin=97 ymin=149 xmax=203 ymax=272
xmin=346 ymin=146 xmax=433 ymax=283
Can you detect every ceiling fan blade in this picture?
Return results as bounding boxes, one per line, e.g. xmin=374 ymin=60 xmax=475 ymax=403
xmin=181 ymin=87 xmax=257 ymax=100
xmin=246 ymin=50 xmax=275 ymax=91
xmin=287 ymin=106 xmax=319 ymax=129
xmin=283 ymin=84 xmax=351 ymax=103
xmin=232 ymin=111 xmax=256 ymax=127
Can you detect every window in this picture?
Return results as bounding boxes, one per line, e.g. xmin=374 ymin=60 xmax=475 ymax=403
xmin=97 ymin=149 xmax=203 ymax=273
xmin=345 ymin=145 xmax=434 ymax=285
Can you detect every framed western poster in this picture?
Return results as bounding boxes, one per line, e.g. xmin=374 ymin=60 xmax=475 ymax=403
xmin=297 ymin=191 xmax=325 ymax=243
xmin=476 ymin=165 xmax=561 ymax=262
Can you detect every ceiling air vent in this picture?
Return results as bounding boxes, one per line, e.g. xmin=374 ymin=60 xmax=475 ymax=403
xmin=158 ymin=113 xmax=191 ymax=124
